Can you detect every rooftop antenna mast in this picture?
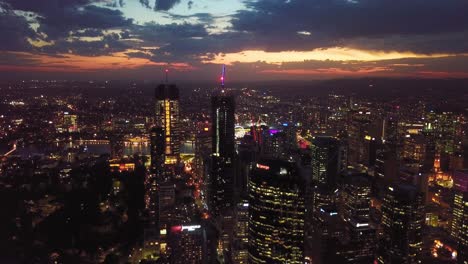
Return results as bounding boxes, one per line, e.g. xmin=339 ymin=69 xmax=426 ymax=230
xmin=165 ymin=68 xmax=169 ymax=84
xmin=221 ymin=64 xmax=226 ymax=90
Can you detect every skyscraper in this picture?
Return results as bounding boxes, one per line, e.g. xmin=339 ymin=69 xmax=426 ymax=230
xmin=451 ymin=170 xmax=467 ymax=264
xmin=248 ymin=159 xmax=305 ymax=264
xmin=341 ymin=174 xmax=376 ymax=263
xmin=155 ymin=83 xmax=180 ymax=165
xmin=150 ymin=126 xmax=165 ymax=177
xmin=208 ymin=66 xmax=236 ymax=218
xmin=311 ymin=136 xmax=342 ymax=191
xmin=309 ymin=136 xmax=342 ymax=233
xmin=169 ymin=224 xmax=204 ymax=264
xmin=212 ymin=94 xmax=236 ymax=158
xmin=232 ymin=201 xmax=249 ymax=264
xmin=378 ymin=184 xmax=424 ymax=264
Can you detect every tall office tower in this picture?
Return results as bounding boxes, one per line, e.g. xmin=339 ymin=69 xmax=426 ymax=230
xmin=169 ymin=224 xmax=204 ymax=264
xmin=159 ymin=182 xmax=176 ymax=231
xmin=451 ymin=170 xmax=467 ymax=264
xmin=155 ymin=83 xmax=180 ymax=165
xmin=283 ymin=123 xmax=299 ymax=156
xmin=232 ymin=201 xmax=249 ymax=264
xmin=378 ymin=184 xmax=424 ymax=264
xmin=308 ymin=136 xmax=342 ymax=259
xmin=150 ymin=126 xmax=165 ymax=177
xmin=263 ymin=131 xmax=288 ymax=159
xmin=311 ymin=136 xmax=342 ymax=191
xmin=375 ymin=151 xmax=399 ymax=185
xmin=147 ymin=181 xmax=159 ymax=227
xmin=309 ymin=204 xmax=344 ymax=264
xmin=212 ymin=94 xmax=236 ymax=158
xmin=194 ymin=121 xmax=211 ymax=182
xmin=384 ymin=106 xmax=405 ymax=158
xmin=403 ymin=134 xmax=427 ymax=166
xmin=342 ymin=174 xmax=371 ymax=221
xmin=424 ymin=111 xmax=460 ymax=155
xmin=248 ymin=159 xmax=305 ymax=264
xmin=341 ymin=174 xmax=376 ymax=263
xmin=209 ymin=66 xmax=236 ymax=218
xmin=347 ymin=110 xmax=372 ymax=168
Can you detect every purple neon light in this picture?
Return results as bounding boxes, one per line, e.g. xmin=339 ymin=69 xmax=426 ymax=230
xmin=221 ymin=65 xmax=226 ymax=87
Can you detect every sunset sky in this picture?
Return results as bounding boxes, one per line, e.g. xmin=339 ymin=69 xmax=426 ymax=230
xmin=1 ymin=0 xmax=468 ymax=80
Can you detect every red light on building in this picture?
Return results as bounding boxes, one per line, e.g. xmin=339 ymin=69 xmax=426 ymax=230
xmin=256 ymin=163 xmax=270 ymax=170
xmin=171 ymin=225 xmax=183 ymax=233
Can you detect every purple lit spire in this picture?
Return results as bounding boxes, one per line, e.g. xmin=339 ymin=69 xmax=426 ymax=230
xmin=220 ymin=64 xmax=226 ymax=89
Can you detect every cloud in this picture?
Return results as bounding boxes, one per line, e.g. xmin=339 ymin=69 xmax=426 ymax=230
xmin=1 ymin=0 xmax=132 ymax=39
xmin=38 ymin=5 xmax=133 ymax=39
xmin=139 ymin=0 xmax=151 ymax=9
xmin=232 ymin=0 xmax=468 ymax=53
xmin=0 ymin=10 xmax=37 ymax=51
xmin=41 ymin=33 xmax=129 ymax=56
xmin=137 ymin=0 xmax=181 ymax=11
xmin=154 ymin=0 xmax=181 ymax=11
xmin=1 ymin=0 xmax=468 ymax=80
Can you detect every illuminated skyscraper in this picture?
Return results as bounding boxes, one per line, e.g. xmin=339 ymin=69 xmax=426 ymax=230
xmin=159 ymin=182 xmax=176 ymax=230
xmin=169 ymin=224 xmax=204 ymax=264
xmin=150 ymin=126 xmax=165 ymax=177
xmin=311 ymin=136 xmax=342 ymax=191
xmin=232 ymin=201 xmax=249 ymax=264
xmin=451 ymin=170 xmax=467 ymax=264
xmin=341 ymin=174 xmax=376 ymax=263
xmin=309 ymin=136 xmax=342 ymax=234
xmin=209 ymin=66 xmax=236 ymax=218
xmin=212 ymin=94 xmax=236 ymax=159
xmin=155 ymin=83 xmax=180 ymax=165
xmin=248 ymin=159 xmax=305 ymax=264
xmin=378 ymin=184 xmax=424 ymax=264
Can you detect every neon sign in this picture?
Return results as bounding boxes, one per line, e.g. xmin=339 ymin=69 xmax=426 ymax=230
xmin=256 ymin=164 xmax=270 ymax=170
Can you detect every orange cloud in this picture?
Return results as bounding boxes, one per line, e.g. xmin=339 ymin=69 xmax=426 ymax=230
xmin=261 ymin=66 xmax=394 ymax=76
xmin=416 ymin=71 xmax=468 ymax=78
xmin=0 ymin=50 xmax=192 ymax=73
xmin=204 ymin=48 xmax=457 ymax=65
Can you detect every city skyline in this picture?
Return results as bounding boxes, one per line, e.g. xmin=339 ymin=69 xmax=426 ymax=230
xmin=1 ymin=1 xmax=468 ymax=264
xmin=1 ymin=0 xmax=468 ymax=80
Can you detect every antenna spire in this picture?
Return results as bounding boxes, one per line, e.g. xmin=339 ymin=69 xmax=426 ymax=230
xmin=221 ymin=64 xmax=226 ymax=89
xmin=165 ymin=68 xmax=169 ymax=84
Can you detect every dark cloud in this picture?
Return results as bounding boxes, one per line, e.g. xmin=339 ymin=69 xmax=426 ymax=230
xmin=38 ymin=5 xmax=132 ymax=38
xmin=1 ymin=0 xmax=468 ymax=80
xmin=154 ymin=0 xmax=181 ymax=11
xmin=132 ymin=22 xmax=207 ymax=42
xmin=232 ymin=0 xmax=468 ymax=53
xmin=71 ymin=28 xmax=104 ymax=38
xmin=104 ymin=0 xmax=125 ymax=8
xmin=0 ymin=10 xmax=37 ymax=51
xmin=2 ymin=0 xmax=93 ymax=13
xmin=167 ymin=13 xmax=215 ymax=24
xmin=1 ymin=0 xmax=132 ymax=39
xmin=139 ymin=0 xmax=151 ymax=9
xmin=41 ymin=32 xmax=128 ymax=56
xmin=237 ymin=0 xmax=468 ymax=37
xmin=137 ymin=0 xmax=181 ymax=11
xmin=347 ymin=32 xmax=468 ymax=54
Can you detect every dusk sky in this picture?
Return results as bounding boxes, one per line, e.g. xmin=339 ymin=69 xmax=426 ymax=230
xmin=1 ymin=0 xmax=468 ymax=80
